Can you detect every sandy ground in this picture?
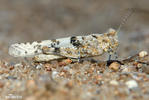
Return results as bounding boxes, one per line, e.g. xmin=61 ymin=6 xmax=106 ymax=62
xmin=0 ymin=0 xmax=149 ymax=100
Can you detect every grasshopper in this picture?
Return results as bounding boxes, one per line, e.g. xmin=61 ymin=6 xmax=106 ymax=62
xmin=9 ymin=28 xmax=118 ymax=62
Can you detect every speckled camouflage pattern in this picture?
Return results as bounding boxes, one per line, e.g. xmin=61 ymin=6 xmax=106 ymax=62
xmin=9 ymin=28 xmax=118 ymax=62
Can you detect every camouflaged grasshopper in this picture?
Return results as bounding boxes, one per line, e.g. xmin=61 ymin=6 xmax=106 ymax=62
xmin=9 ymin=28 xmax=118 ymax=62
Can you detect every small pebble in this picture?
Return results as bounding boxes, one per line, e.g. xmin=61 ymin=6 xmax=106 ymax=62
xmin=9 ymin=66 xmax=14 ymax=70
xmin=109 ymin=62 xmax=120 ymax=71
xmin=65 ymin=80 xmax=73 ymax=89
xmin=142 ymin=66 xmax=149 ymax=74
xmin=63 ymin=66 xmax=70 ymax=71
xmin=59 ymin=59 xmax=72 ymax=66
xmin=35 ymin=64 xmax=42 ymax=69
xmin=44 ymin=63 xmax=52 ymax=68
xmin=125 ymin=80 xmax=138 ymax=89
xmin=122 ymin=67 xmax=130 ymax=72
xmin=110 ymin=80 xmax=119 ymax=86
xmin=0 ymin=81 xmax=4 ymax=88
xmin=136 ymin=63 xmax=142 ymax=68
xmin=14 ymin=63 xmax=23 ymax=67
xmin=52 ymin=71 xmax=59 ymax=79
xmin=27 ymin=80 xmax=36 ymax=89
xmin=139 ymin=51 xmax=148 ymax=58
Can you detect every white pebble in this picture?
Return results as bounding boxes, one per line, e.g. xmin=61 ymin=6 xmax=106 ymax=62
xmin=125 ymin=80 xmax=138 ymax=89
xmin=14 ymin=63 xmax=23 ymax=67
xmin=110 ymin=80 xmax=119 ymax=86
xmin=139 ymin=51 xmax=148 ymax=58
xmin=35 ymin=64 xmax=42 ymax=69
xmin=52 ymin=71 xmax=59 ymax=79
xmin=63 ymin=66 xmax=70 ymax=71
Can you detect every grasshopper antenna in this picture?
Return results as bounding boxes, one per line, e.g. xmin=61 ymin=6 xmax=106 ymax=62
xmin=116 ymin=8 xmax=135 ymax=35
xmin=108 ymin=8 xmax=135 ymax=61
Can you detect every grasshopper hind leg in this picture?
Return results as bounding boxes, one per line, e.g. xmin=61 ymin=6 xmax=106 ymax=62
xmin=33 ymin=54 xmax=64 ymax=62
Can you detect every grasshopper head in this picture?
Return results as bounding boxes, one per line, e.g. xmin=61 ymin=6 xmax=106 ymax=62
xmin=97 ymin=28 xmax=118 ymax=54
xmin=106 ymin=28 xmax=119 ymax=54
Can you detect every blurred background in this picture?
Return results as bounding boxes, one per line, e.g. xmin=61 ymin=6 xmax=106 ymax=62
xmin=0 ymin=0 xmax=149 ymax=61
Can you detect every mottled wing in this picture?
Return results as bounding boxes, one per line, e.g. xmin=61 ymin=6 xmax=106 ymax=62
xmin=9 ymin=40 xmax=53 ymax=57
xmin=9 ymin=36 xmax=82 ymax=57
xmin=42 ymin=34 xmax=104 ymax=58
